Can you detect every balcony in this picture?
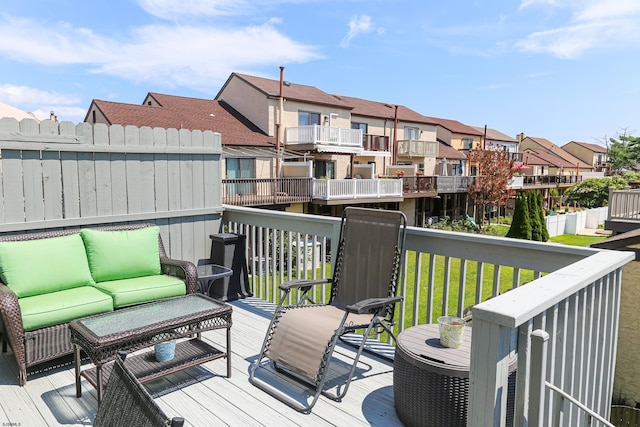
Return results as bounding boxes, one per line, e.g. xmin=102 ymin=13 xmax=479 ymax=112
xmin=222 ymin=178 xmax=312 ymax=206
xmin=362 ymin=134 xmax=390 ymax=153
xmin=285 ymin=125 xmax=363 ymax=154
xmin=396 ymin=139 xmax=438 ymax=158
xmin=436 ymin=176 xmax=475 ymax=193
xmin=522 ymin=174 xmax=583 ymax=188
xmin=312 ymin=178 xmax=403 ymax=204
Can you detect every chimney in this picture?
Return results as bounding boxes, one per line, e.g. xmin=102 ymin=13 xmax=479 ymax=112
xmin=50 ymin=111 xmax=58 ymax=123
xmin=517 ymin=133 xmax=525 ymax=143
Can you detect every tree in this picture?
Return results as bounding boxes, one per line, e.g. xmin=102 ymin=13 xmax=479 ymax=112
xmin=467 ymin=147 xmax=515 ymax=226
xmin=528 ymin=192 xmax=543 ymax=241
xmin=506 ymin=193 xmax=531 ymax=239
xmin=538 ymin=192 xmax=549 ymax=241
xmin=607 ymin=133 xmax=640 ymax=174
xmin=564 ymin=176 xmax=629 ymax=208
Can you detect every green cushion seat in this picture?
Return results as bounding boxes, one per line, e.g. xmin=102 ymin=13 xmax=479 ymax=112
xmin=19 ymin=287 xmax=114 ymax=331
xmin=80 ymin=227 xmax=162 ymax=283
xmin=92 ymin=275 xmax=186 ymax=308
xmin=0 ymin=234 xmax=95 ymax=298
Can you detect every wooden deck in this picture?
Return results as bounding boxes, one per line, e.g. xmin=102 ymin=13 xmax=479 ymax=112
xmin=0 ymin=298 xmax=403 ymax=426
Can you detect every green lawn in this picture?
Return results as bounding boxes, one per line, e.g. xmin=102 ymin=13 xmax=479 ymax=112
xmin=549 ymin=234 xmax=608 ymax=246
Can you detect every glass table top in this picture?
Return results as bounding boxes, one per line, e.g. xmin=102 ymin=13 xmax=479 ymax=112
xmin=78 ymin=294 xmax=226 ymax=337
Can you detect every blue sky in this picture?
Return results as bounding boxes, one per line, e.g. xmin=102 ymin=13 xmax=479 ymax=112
xmin=1 ymin=0 xmax=639 ymax=145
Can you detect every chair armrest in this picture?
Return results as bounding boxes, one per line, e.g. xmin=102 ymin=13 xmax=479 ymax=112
xmin=279 ymin=279 xmax=331 ymax=292
xmin=0 ymin=283 xmax=27 ymax=382
xmin=160 ymin=257 xmax=199 ymax=294
xmin=346 ymin=296 xmax=403 ymax=315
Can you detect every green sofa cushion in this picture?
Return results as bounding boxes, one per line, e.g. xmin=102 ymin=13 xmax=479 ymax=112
xmin=19 ymin=286 xmax=114 ymax=331
xmin=0 ymin=234 xmax=95 ymax=298
xmin=93 ymin=275 xmax=186 ymax=308
xmin=81 ymin=226 xmax=161 ymax=282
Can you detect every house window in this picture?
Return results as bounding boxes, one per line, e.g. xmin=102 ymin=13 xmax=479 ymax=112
xmin=404 ymin=127 xmax=419 ymax=140
xmin=314 ymin=160 xmax=335 ymax=179
xmin=298 ymin=111 xmax=321 ymax=126
xmin=352 ymin=122 xmax=368 ymax=133
xmin=462 ymin=138 xmax=473 ymax=150
xmin=226 ymin=158 xmax=255 ymax=195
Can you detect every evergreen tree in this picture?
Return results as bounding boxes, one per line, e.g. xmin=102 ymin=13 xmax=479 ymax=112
xmin=538 ymin=192 xmax=549 ymax=241
xmin=506 ymin=193 xmax=532 ymax=239
xmin=528 ymin=192 xmax=542 ymax=241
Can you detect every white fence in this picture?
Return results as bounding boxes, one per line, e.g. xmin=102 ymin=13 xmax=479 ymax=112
xmin=545 ymin=207 xmax=608 ymax=237
xmin=0 ymin=117 xmax=223 ymax=265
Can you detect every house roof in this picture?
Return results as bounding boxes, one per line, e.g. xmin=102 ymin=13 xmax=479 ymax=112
xmin=523 ymin=148 xmax=574 ymax=168
xmin=424 ymin=116 xmax=483 ymax=136
xmin=564 ymin=141 xmax=608 ymax=154
xmin=0 ymin=102 xmax=40 ymax=122
xmin=438 ymin=142 xmax=466 ymax=160
xmin=331 ymin=94 xmax=438 ymax=125
xmin=471 ymin=126 xmax=517 ymax=143
xmin=521 ymin=150 xmax=554 ymax=166
xmin=87 ymin=94 xmax=275 ymax=147
xmin=525 ymin=136 xmax=590 ymax=168
xmin=219 ymin=73 xmax=351 ymax=109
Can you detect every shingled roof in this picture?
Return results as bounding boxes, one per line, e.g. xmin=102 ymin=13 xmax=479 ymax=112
xmin=471 ymin=126 xmax=517 ymax=143
xmin=526 ymin=136 xmax=589 ymax=168
xmin=565 ymin=141 xmax=607 ymax=153
xmin=331 ymin=94 xmax=438 ymax=125
xmin=87 ymin=93 xmax=275 ymax=147
xmin=425 ymin=116 xmax=483 ymax=136
xmin=219 ymin=73 xmax=351 ymax=109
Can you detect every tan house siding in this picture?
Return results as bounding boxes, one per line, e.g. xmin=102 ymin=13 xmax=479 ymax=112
xmin=217 ymin=77 xmax=271 ymax=135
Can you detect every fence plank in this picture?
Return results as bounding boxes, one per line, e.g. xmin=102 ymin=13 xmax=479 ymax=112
xmin=42 ymin=151 xmax=63 ymax=220
xmin=2 ymin=150 xmax=25 ymax=222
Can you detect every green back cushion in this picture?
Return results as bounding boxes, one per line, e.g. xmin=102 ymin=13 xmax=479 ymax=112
xmin=0 ymin=234 xmax=95 ymax=298
xmin=80 ymin=226 xmax=160 ymax=282
xmin=81 ymin=226 xmax=161 ymax=282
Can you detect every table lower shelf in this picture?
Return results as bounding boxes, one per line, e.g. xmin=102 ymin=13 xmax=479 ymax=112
xmin=81 ymin=338 xmax=227 ymax=389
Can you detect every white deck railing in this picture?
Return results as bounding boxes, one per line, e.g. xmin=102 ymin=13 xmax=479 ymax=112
xmin=312 ymin=178 xmax=403 ymax=200
xmin=286 ymin=125 xmax=363 ymax=149
xmin=222 ymin=205 xmax=633 ymax=427
xmin=608 ymin=186 xmax=640 ymax=221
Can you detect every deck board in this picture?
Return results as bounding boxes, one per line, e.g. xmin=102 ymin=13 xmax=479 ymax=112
xmin=0 ymin=298 xmax=403 ymax=426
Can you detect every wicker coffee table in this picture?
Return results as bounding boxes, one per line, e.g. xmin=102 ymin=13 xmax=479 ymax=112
xmin=69 ymin=294 xmax=232 ymax=403
xmin=393 ymin=324 xmax=516 ymax=427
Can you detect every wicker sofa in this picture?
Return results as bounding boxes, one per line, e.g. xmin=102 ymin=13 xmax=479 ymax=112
xmin=0 ymin=223 xmax=198 ymax=385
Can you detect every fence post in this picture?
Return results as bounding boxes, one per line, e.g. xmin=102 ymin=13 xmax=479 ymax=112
xmin=529 ymin=329 xmax=549 ymax=427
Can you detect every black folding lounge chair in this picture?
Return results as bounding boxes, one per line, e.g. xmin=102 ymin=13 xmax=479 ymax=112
xmin=249 ymin=207 xmax=407 ymax=413
xmin=94 ymin=351 xmax=185 ymax=427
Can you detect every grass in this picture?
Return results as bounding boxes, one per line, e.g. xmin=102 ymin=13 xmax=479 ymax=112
xmin=549 ymin=234 xmax=608 ymax=247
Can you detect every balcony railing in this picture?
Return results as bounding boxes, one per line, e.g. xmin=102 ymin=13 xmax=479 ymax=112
xmin=522 ymin=175 xmax=583 ymax=186
xmin=608 ymin=186 xmax=640 ymax=221
xmin=286 ymin=125 xmax=363 ymax=151
xmin=222 ymin=205 xmax=633 ymax=427
xmin=437 ymin=176 xmax=475 ymax=193
xmin=362 ymin=134 xmax=390 ymax=152
xmin=222 ymin=178 xmax=312 ymax=206
xmin=396 ymin=139 xmax=438 ymax=157
xmin=312 ymin=178 xmax=403 ymax=200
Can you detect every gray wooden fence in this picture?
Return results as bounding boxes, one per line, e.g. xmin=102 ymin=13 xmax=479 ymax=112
xmin=0 ymin=117 xmax=223 ymax=265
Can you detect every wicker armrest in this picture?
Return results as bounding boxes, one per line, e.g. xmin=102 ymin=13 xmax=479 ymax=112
xmin=0 ymin=282 xmax=26 ymax=381
xmin=346 ymin=296 xmax=403 ymax=315
xmin=160 ymin=257 xmax=198 ymax=294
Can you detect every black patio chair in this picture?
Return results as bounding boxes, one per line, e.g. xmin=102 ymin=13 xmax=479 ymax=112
xmin=93 ymin=351 xmax=185 ymax=427
xmin=249 ymin=207 xmax=407 ymax=413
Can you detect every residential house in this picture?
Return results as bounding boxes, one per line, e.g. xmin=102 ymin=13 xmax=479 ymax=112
xmin=216 ymin=72 xmax=441 ymax=222
xmin=84 ymin=93 xmax=310 ymax=208
xmin=518 ymin=134 xmax=592 ymax=176
xmin=427 ymin=117 xmax=483 ymax=153
xmin=562 ymin=141 xmax=609 ymax=175
xmin=472 ymin=126 xmax=520 ymax=158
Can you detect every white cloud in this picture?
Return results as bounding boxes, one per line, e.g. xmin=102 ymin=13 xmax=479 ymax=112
xmin=0 ymin=16 xmax=321 ymax=92
xmin=516 ymin=0 xmax=640 ymax=58
xmin=0 ymin=84 xmax=81 ymax=106
xmin=0 ymin=84 xmax=85 ymax=122
xmin=341 ymin=15 xmax=376 ymax=48
xmin=137 ymin=0 xmax=251 ymax=19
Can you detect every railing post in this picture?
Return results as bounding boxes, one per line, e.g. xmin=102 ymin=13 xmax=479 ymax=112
xmin=529 ymin=329 xmax=549 ymax=427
